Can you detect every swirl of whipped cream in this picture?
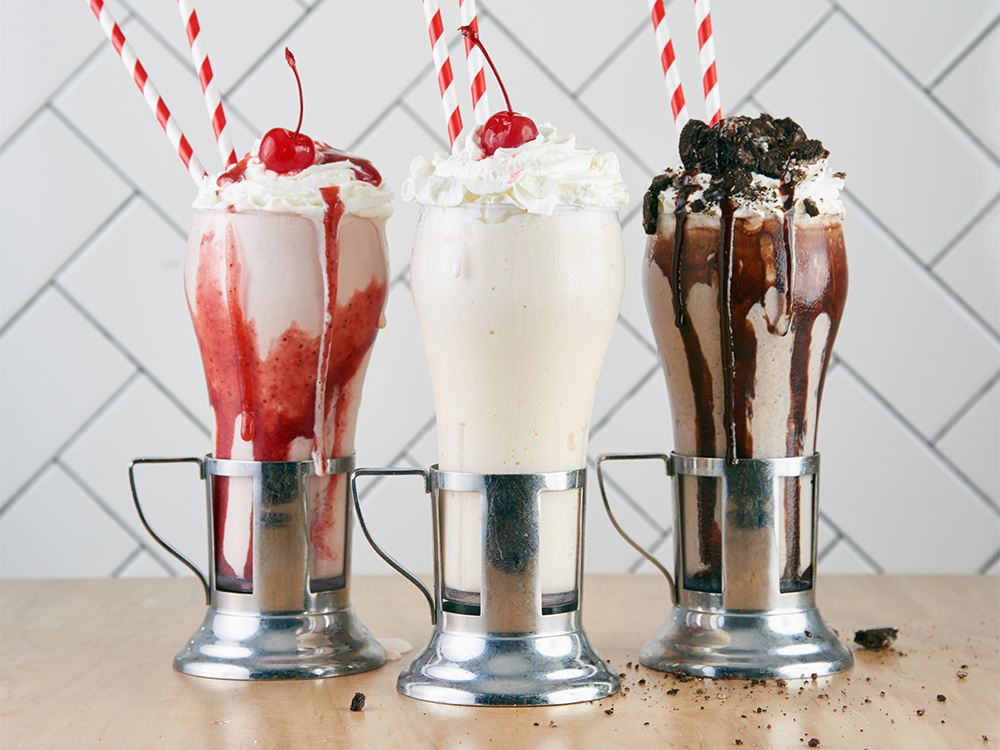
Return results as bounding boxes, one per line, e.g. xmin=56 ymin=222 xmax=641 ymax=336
xmin=656 ymin=160 xmax=845 ymax=219
xmin=194 ymin=138 xmax=393 ymax=221
xmin=403 ymin=122 xmax=628 ymax=215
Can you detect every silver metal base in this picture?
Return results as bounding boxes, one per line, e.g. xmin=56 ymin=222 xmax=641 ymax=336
xmin=399 ymin=626 xmax=619 ymax=706
xmin=174 ymin=604 xmax=386 ymax=681
xmin=641 ymin=604 xmax=853 ymax=679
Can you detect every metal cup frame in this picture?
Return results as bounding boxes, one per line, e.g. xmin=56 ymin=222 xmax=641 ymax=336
xmin=351 ymin=465 xmax=620 ymax=706
xmin=596 ymin=452 xmax=853 ymax=679
xmin=129 ymin=454 xmax=386 ymax=680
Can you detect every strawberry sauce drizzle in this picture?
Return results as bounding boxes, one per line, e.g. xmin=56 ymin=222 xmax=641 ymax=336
xmin=191 ymin=199 xmax=387 ymax=591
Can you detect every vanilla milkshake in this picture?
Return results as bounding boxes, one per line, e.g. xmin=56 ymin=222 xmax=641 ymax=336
xmin=186 ymin=139 xmax=391 ymax=593
xmin=642 ymin=115 xmax=848 ymax=593
xmin=405 ymin=123 xmax=627 ymax=607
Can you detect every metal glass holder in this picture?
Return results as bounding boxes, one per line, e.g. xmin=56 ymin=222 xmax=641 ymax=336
xmin=596 ymin=452 xmax=852 ymax=680
xmin=351 ymin=466 xmax=620 ymax=706
xmin=129 ymin=455 xmax=385 ymax=680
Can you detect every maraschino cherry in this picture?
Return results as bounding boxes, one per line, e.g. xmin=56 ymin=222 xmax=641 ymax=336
xmin=259 ymin=48 xmax=315 ymax=174
xmin=458 ymin=26 xmax=538 ymax=158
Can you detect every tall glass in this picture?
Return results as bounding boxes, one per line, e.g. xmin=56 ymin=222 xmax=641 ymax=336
xmin=643 ymin=209 xmax=848 ymax=593
xmin=410 ymin=204 xmax=624 ymax=611
xmin=184 ymin=208 xmax=389 ymax=593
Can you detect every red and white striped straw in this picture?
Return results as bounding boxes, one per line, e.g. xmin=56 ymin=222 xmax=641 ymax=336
xmin=693 ymin=0 xmax=722 ymax=125
xmin=648 ymin=0 xmax=689 ymax=132
xmin=176 ymin=0 xmax=237 ymax=168
xmin=459 ymin=0 xmax=490 ymax=126
xmin=87 ymin=0 xmax=206 ymax=185
xmin=422 ymin=0 xmax=464 ymax=149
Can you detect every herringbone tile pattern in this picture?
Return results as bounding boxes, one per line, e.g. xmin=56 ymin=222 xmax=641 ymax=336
xmin=1 ymin=0 xmax=998 ymax=581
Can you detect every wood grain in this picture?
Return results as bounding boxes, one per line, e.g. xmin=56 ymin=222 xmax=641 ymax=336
xmin=2 ymin=575 xmax=997 ymax=748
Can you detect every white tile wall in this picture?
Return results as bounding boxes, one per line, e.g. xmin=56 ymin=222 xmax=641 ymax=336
xmin=1 ymin=0 xmax=998 ymax=581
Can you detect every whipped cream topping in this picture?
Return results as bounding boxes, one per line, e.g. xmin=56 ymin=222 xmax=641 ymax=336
xmin=656 ymin=160 xmax=845 ymax=219
xmin=194 ymin=139 xmax=393 ymax=220
xmin=403 ymin=122 xmax=628 ymax=214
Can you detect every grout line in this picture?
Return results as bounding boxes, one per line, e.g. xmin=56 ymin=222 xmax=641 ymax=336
xmin=398 ymin=100 xmax=451 ymax=152
xmin=616 ymin=314 xmax=658 ymax=357
xmin=836 ymin=357 xmax=1000 ymax=517
xmin=835 ymin=184 xmax=1000 ymax=343
xmin=110 ymin=546 xmax=143 ymax=578
xmin=817 ymin=510 xmax=885 ymax=573
xmin=927 ymin=13 xmax=1000 ymax=91
xmin=590 ymin=364 xmax=660 ymax=436
xmin=817 ymin=532 xmax=843 ymax=564
xmin=349 ymin=57 xmax=441 ymax=152
xmin=730 ymin=5 xmax=839 ymax=116
xmin=832 ymin=3 xmax=1000 ymax=167
xmin=0 ymin=192 xmax=140 ymax=337
xmin=977 ymin=547 xmax=1000 ymax=575
xmin=355 ymin=415 xmax=437 ymax=503
xmin=0 ymin=369 xmax=141 ymax=518
xmin=56 ymin=454 xmax=180 ymax=577
xmin=931 ymin=370 xmax=1000 ymax=445
xmin=929 ymin=192 xmax=1000 ymax=269
xmin=574 ymin=16 xmax=649 ymax=97
xmin=626 ymin=528 xmax=672 ymax=574
xmin=46 ymin=104 xmax=189 ymax=239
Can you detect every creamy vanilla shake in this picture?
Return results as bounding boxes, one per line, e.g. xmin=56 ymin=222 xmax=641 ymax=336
xmin=186 ymin=138 xmax=391 ymax=592
xmin=642 ymin=115 xmax=848 ymax=593
xmin=405 ymin=123 xmax=627 ymax=603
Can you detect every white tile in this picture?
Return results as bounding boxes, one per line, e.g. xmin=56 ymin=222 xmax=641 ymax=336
xmin=0 ymin=0 xmax=104 ymax=141
xmin=936 ymin=379 xmax=1000 ymax=504
xmin=351 ymin=105 xmax=445 ymax=280
xmin=483 ymin=0 xmax=645 ymax=93
xmin=818 ymin=367 xmax=1000 ymax=574
xmin=54 ymin=18 xmax=257 ymax=230
xmin=354 ymin=282 xmax=436 ymax=468
xmin=351 ymin=459 xmax=435 ymax=578
xmin=835 ymin=0 xmax=999 ymax=86
xmin=58 ymin=198 xmax=210 ymax=424
xmin=817 ymin=538 xmax=878 ymax=575
xmin=618 ymin=212 xmax=656 ymax=347
xmin=835 ymin=194 xmax=1000 ymax=439
xmin=407 ymin=423 xmax=440 ymax=471
xmin=591 ymin=320 xmax=659 ymax=430
xmin=933 ymin=25 xmax=1000 ymax=158
xmin=117 ymin=548 xmax=172 ymax=579
xmin=579 ymin=0 xmax=832 ymax=169
xmin=987 ymin=557 xmax=1000 ymax=575
xmin=0 ymin=289 xmax=135 ymax=502
xmin=0 ymin=464 xmax=135 ymax=579
xmin=60 ymin=375 xmax=210 ymax=578
xmin=402 ymin=23 xmax=651 ymax=215
xmin=229 ymin=0 xmax=431 ymax=151
xmin=124 ymin=0 xmax=305 ymax=93
xmin=0 ymin=112 xmax=132 ymax=326
xmin=934 ymin=202 xmax=1000 ymax=335
xmin=757 ymin=13 xmax=1000 ymax=263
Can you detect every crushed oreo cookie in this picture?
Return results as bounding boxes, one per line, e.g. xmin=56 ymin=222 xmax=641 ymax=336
xmin=643 ymin=114 xmax=831 ymax=234
xmin=349 ymin=691 xmax=366 ymax=711
xmin=854 ymin=627 xmax=899 ymax=651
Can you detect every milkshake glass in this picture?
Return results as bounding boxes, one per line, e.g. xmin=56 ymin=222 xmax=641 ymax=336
xmin=642 ymin=115 xmax=847 ymax=595
xmin=186 ymin=140 xmax=391 ymax=594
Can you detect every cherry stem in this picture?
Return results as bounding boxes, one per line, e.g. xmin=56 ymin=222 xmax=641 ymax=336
xmin=285 ymin=47 xmax=304 ymax=136
xmin=459 ymin=26 xmax=513 ymax=114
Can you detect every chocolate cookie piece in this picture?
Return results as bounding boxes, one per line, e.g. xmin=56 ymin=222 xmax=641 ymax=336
xmin=854 ymin=627 xmax=899 ymax=650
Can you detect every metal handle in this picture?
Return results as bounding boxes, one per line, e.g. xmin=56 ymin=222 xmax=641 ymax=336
xmin=129 ymin=457 xmax=210 ymax=603
xmin=596 ymin=453 xmax=676 ymax=602
xmin=350 ymin=467 xmax=436 ymax=624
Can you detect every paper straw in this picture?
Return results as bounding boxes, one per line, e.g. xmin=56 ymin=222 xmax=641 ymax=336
xmin=176 ymin=0 xmax=237 ymax=168
xmin=693 ymin=0 xmax=722 ymax=125
xmin=422 ymin=0 xmax=464 ymax=149
xmin=459 ymin=0 xmax=490 ymax=126
xmin=87 ymin=0 xmax=206 ymax=185
xmin=648 ymin=0 xmax=689 ymax=132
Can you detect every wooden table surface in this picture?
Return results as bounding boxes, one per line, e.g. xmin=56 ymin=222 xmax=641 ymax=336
xmin=2 ymin=575 xmax=997 ymax=748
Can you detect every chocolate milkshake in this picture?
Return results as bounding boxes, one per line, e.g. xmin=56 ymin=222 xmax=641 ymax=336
xmin=642 ymin=115 xmax=848 ymax=594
